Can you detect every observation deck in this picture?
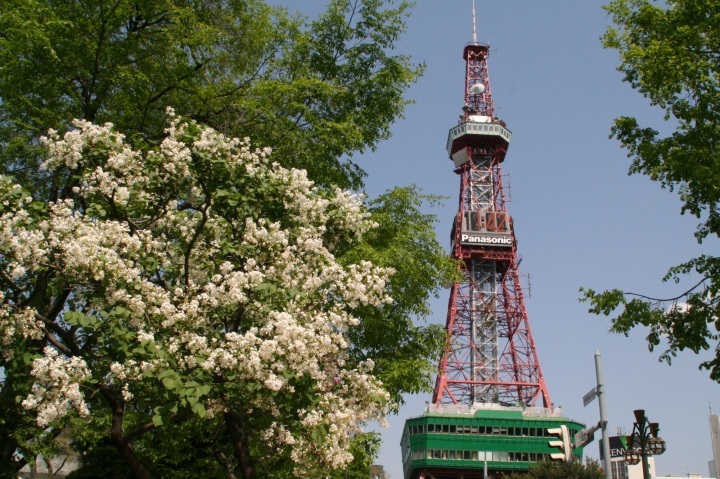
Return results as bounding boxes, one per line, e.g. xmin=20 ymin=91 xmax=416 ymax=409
xmin=446 ymin=115 xmax=512 ymax=162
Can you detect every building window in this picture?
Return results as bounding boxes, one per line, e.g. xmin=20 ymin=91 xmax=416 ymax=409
xmin=611 ymin=461 xmax=628 ymax=479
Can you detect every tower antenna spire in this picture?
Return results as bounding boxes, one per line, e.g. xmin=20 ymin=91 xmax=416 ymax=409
xmin=472 ymin=0 xmax=477 ymax=43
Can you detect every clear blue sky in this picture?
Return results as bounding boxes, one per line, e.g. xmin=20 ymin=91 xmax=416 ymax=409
xmin=274 ymin=2 xmax=719 ymax=478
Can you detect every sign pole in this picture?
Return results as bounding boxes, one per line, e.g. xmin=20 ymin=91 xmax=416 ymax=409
xmin=596 ymin=350 xmax=612 ymax=479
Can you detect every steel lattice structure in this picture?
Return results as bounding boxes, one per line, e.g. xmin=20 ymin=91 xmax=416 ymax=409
xmin=432 ymin=42 xmax=552 ymax=409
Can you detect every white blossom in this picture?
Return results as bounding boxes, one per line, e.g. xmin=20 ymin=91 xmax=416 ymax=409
xmin=22 ymin=347 xmax=91 ymax=427
xmin=5 ymin=110 xmax=393 ymax=476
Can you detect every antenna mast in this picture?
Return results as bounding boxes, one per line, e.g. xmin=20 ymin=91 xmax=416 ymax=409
xmin=472 ymin=0 xmax=477 ymax=43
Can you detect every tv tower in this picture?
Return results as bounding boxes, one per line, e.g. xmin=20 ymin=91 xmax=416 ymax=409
xmin=400 ymin=5 xmax=583 ymax=478
xmin=431 ymin=25 xmax=550 ymax=413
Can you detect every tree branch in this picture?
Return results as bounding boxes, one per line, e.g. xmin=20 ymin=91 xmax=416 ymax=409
xmin=40 ymin=326 xmax=72 ymax=356
xmin=216 ymin=451 xmax=239 ymax=479
xmin=624 ymin=276 xmax=711 ymax=303
xmin=0 ymin=268 xmax=26 ymax=293
xmin=123 ymin=413 xmax=190 ymax=445
xmin=224 ymin=409 xmax=256 ymax=479
xmin=98 ymin=384 xmax=156 ymax=479
xmin=184 ymin=179 xmax=211 ymax=287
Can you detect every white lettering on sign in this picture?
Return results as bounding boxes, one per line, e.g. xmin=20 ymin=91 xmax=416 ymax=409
xmin=461 ymin=234 xmax=513 ymax=246
xmin=610 ymin=448 xmax=626 ymax=458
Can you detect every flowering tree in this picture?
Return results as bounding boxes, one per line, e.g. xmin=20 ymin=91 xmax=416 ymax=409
xmin=0 ymin=2 xmax=455 ymax=475
xmin=0 ymin=111 xmax=394 ymax=478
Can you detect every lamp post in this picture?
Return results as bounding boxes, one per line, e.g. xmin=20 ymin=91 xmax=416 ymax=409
xmin=624 ymin=409 xmax=667 ymax=479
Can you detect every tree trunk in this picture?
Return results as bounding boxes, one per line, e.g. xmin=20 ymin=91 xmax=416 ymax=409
xmin=225 ymin=410 xmax=256 ymax=479
xmin=0 ymin=375 xmax=23 ymax=476
xmin=100 ymin=385 xmax=155 ymax=479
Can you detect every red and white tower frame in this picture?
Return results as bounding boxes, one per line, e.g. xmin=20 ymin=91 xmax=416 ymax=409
xmin=432 ymin=41 xmax=552 ymax=409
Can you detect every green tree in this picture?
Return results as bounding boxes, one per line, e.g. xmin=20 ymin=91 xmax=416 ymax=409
xmin=0 ymin=1 xmax=456 ymax=476
xmin=509 ymin=459 xmax=604 ymax=479
xmin=344 ymin=186 xmax=452 ymax=407
xmin=582 ymin=0 xmax=720 ymax=381
xmin=0 ymin=0 xmax=421 ymax=193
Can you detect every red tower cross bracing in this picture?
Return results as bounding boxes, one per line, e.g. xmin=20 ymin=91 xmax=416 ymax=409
xmin=431 ymin=42 xmax=552 ymax=410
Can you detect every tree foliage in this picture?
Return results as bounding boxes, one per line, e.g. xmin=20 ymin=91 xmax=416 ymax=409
xmin=0 ymin=0 xmax=422 ymax=192
xmin=344 ymin=186 xmax=453 ymax=407
xmin=582 ymin=0 xmax=720 ymax=381
xmin=508 ymin=459 xmax=604 ymax=479
xmin=0 ymin=1 xmax=456 ymax=477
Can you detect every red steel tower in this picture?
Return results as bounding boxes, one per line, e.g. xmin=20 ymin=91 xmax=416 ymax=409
xmin=400 ymin=20 xmax=585 ymax=479
xmin=400 ymin=15 xmax=584 ymax=479
xmin=431 ymin=40 xmax=552 ymax=410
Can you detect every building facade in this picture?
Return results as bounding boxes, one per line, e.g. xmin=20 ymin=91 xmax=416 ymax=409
xmin=709 ymin=413 xmax=720 ymax=478
xmin=600 ymin=435 xmax=656 ymax=479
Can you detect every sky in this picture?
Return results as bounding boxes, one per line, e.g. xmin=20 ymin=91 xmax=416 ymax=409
xmin=273 ymin=1 xmax=720 ymax=478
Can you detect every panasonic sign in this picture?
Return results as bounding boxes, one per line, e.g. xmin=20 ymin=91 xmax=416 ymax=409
xmin=461 ymin=233 xmax=513 ymax=247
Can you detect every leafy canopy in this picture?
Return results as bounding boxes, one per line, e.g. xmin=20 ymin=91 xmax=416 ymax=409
xmin=508 ymin=459 xmax=604 ymax=479
xmin=582 ymin=0 xmax=720 ymax=381
xmin=0 ymin=0 xmax=423 ymax=192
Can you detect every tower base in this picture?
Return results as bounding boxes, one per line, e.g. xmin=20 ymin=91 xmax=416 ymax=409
xmin=401 ymin=404 xmax=584 ymax=479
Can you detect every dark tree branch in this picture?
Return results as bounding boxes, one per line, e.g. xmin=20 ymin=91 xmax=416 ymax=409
xmin=224 ymin=409 xmax=255 ymax=479
xmin=0 ymin=269 xmax=26 ymax=293
xmin=184 ymin=179 xmax=211 ymax=287
xmin=216 ymin=451 xmax=239 ymax=479
xmin=40 ymin=326 xmax=73 ymax=356
xmin=146 ymin=61 xmax=208 ymax=106
xmin=624 ymin=276 xmax=711 ymax=303
xmin=122 ymin=412 xmax=190 ymax=445
xmin=98 ymin=384 xmax=155 ymax=479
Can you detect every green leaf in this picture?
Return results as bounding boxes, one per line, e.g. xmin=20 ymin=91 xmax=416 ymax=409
xmin=162 ymin=377 xmax=177 ymax=390
xmin=191 ymin=402 xmax=207 ymax=418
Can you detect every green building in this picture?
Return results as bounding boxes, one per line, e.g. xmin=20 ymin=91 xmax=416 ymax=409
xmin=401 ymin=406 xmax=584 ymax=479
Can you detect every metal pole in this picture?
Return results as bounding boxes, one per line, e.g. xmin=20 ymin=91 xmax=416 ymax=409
xmin=472 ymin=0 xmax=477 ymax=44
xmin=641 ymin=447 xmax=651 ymax=479
xmin=595 ymin=350 xmax=612 ymax=479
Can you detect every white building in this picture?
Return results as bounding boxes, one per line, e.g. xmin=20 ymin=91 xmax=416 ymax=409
xmin=601 ymin=434 xmax=716 ymax=479
xmin=600 ymin=435 xmax=657 ymax=479
xmin=709 ymin=413 xmax=720 ymax=478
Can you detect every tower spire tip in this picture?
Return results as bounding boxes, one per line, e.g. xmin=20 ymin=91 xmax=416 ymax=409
xmin=472 ymin=0 xmax=477 ymax=43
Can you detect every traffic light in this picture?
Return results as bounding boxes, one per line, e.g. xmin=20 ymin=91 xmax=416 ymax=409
xmin=547 ymin=425 xmax=572 ymax=462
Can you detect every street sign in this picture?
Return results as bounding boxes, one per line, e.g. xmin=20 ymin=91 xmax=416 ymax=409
xmin=574 ymin=429 xmax=592 ymax=448
xmin=574 ymin=421 xmax=603 ymax=448
xmin=583 ymin=387 xmax=597 ymax=407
